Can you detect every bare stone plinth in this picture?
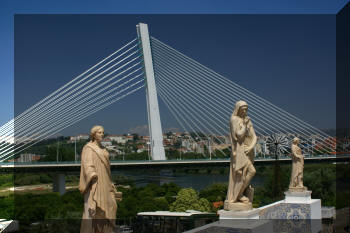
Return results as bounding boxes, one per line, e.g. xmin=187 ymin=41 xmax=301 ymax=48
xmin=284 ymin=190 xmax=312 ymax=204
xmin=224 ymin=201 xmax=252 ymax=211
xmin=288 ymin=186 xmax=307 ymax=192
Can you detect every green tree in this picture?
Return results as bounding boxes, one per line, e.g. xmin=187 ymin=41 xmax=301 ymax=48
xmin=0 ymin=174 xmax=14 ymax=188
xmin=170 ymin=188 xmax=211 ymax=212
xmin=0 ymin=195 xmax=14 ymax=219
xmin=254 ymin=164 xmax=290 ymax=206
xmin=132 ymin=133 xmax=139 ymax=142
xmin=304 ymin=164 xmax=336 ymax=206
xmin=199 ymin=183 xmax=227 ymax=203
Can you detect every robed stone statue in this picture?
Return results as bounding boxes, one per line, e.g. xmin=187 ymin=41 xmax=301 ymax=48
xmin=289 ymin=137 xmax=306 ymax=191
xmin=79 ymin=125 xmax=122 ymax=233
xmin=224 ymin=100 xmax=257 ymax=211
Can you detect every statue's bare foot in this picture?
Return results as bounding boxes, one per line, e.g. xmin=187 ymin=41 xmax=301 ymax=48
xmin=239 ymin=196 xmax=249 ymax=203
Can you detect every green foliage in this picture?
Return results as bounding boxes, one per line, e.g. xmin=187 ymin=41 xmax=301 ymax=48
xmin=1 ymin=176 xmax=181 ymax=224
xmin=0 ymin=190 xmax=83 ymax=226
xmin=336 ymin=163 xmax=350 ymax=209
xmin=40 ymin=144 xmax=75 ymax=162
xmin=254 ymin=164 xmax=291 ymax=206
xmin=181 ymin=152 xmax=207 ymax=160
xmin=132 ymin=133 xmax=139 ymax=142
xmin=169 ymin=188 xmax=211 ymax=212
xmin=124 ymin=151 xmax=149 ymax=160
xmin=19 ymin=138 xmax=88 ymax=162
xmin=254 ymin=163 xmax=337 ymax=207
xmin=303 ymin=164 xmax=336 ymax=206
xmin=14 ymin=173 xmax=53 ymax=186
xmin=116 ymin=183 xmax=180 ymax=218
xmin=14 ymin=174 xmax=41 ymax=186
xmin=39 ymin=174 xmax=52 ymax=183
xmin=199 ymin=183 xmax=227 ymax=203
xmin=111 ymin=175 xmax=135 ymax=186
xmin=0 ymin=194 xmax=14 ymax=219
xmin=163 ymin=183 xmax=181 ymax=203
xmin=154 ymin=197 xmax=169 ymax=210
xmin=166 ymin=149 xmax=181 ymax=160
xmin=0 ymin=174 xmax=14 ymax=188
xmin=0 ymin=162 xmax=340 ymax=232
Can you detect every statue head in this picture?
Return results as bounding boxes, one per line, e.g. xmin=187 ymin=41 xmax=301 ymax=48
xmin=90 ymin=125 xmax=104 ymax=143
xmin=292 ymin=137 xmax=300 ymax=145
xmin=233 ymin=100 xmax=248 ymax=118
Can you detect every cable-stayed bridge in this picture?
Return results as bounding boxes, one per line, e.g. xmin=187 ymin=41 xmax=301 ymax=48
xmin=0 ymin=23 xmax=338 ymax=163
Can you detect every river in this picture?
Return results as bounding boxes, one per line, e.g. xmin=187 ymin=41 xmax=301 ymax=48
xmin=112 ymin=169 xmax=265 ymax=191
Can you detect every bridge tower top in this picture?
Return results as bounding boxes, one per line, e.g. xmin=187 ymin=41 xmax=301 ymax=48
xmin=136 ymin=23 xmax=166 ymax=160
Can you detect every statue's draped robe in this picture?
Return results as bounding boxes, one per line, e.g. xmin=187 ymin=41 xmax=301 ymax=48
xmin=79 ymin=142 xmax=117 ymax=233
xmin=290 ymin=144 xmax=304 ymax=188
xmin=226 ymin=114 xmax=256 ymax=203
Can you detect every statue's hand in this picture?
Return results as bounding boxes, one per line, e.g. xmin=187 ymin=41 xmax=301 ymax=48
xmin=91 ymin=175 xmax=98 ymax=183
xmin=244 ymin=145 xmax=250 ymax=154
xmin=111 ymin=183 xmax=122 ymax=201
xmin=232 ymin=151 xmax=237 ymax=158
xmin=115 ymin=191 xmax=122 ymax=202
xmin=239 ymin=122 xmax=245 ymax=129
xmin=244 ymin=116 xmax=250 ymax=125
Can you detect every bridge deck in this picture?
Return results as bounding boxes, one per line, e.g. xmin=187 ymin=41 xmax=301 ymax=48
xmin=1 ymin=155 xmax=348 ymax=170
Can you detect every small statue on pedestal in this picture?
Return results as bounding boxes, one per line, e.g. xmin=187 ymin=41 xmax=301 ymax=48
xmin=224 ymin=100 xmax=257 ymax=211
xmin=288 ymin=137 xmax=307 ymax=192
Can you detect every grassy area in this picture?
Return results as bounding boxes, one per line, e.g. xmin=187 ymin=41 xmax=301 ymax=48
xmin=0 ymin=174 xmax=14 ymax=189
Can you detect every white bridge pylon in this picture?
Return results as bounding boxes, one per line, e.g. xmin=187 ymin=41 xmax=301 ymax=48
xmin=137 ymin=23 xmax=166 ymax=160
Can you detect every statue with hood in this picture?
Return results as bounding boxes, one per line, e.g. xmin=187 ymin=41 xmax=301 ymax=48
xmin=224 ymin=100 xmax=257 ymax=211
xmin=79 ymin=125 xmax=122 ymax=233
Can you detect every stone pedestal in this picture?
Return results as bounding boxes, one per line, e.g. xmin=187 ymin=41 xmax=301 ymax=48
xmin=284 ymin=190 xmax=321 ymax=219
xmin=224 ymin=200 xmax=252 ymax=211
xmin=284 ymin=190 xmax=311 ymax=203
xmin=218 ymin=209 xmax=260 ymax=220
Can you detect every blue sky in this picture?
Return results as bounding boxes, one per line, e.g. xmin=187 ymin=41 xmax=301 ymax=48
xmin=1 ymin=0 xmax=349 ymax=136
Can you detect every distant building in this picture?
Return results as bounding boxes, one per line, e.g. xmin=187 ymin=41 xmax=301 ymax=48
xmin=106 ymin=135 xmax=127 ymax=144
xmin=163 ymin=138 xmax=172 ymax=147
xmin=123 ymin=134 xmax=134 ymax=142
xmin=69 ymin=134 xmax=89 ymax=143
xmin=257 ymin=136 xmax=269 ymax=155
xmin=101 ymin=138 xmax=112 ymax=147
xmin=16 ymin=153 xmax=42 ymax=162
xmin=136 ymin=144 xmax=147 ymax=153
xmin=182 ymin=139 xmax=191 ymax=149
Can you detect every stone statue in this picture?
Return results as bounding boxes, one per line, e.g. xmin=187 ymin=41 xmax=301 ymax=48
xmin=224 ymin=100 xmax=257 ymax=211
xmin=289 ymin=137 xmax=306 ymax=191
xmin=79 ymin=125 xmax=122 ymax=233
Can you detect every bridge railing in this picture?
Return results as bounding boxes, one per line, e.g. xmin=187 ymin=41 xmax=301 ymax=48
xmin=0 ymin=154 xmax=347 ymax=167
